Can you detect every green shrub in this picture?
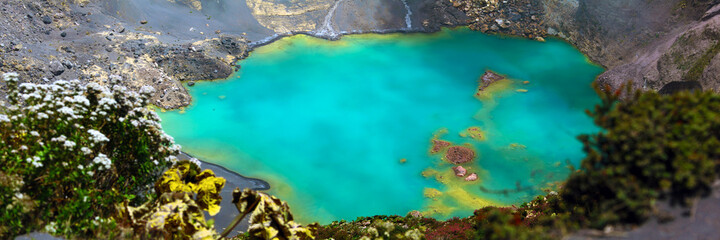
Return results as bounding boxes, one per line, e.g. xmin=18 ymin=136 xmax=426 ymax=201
xmin=0 ymin=73 xmax=180 ymax=238
xmin=562 ymin=83 xmax=720 ymax=227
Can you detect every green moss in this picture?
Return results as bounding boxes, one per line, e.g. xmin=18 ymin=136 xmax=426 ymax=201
xmin=683 ymin=40 xmax=720 ymax=81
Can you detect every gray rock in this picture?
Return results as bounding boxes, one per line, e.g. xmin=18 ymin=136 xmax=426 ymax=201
xmin=61 ymin=60 xmax=73 ymax=69
xmin=187 ymin=81 xmax=195 ymax=86
xmin=14 ymin=232 xmax=62 ymax=240
xmin=48 ymin=61 xmax=65 ymax=76
xmin=60 ymin=32 xmax=66 ymax=37
xmin=41 ymin=15 xmax=52 ymax=24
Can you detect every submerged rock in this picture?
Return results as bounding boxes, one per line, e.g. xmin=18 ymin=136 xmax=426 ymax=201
xmin=464 ymin=173 xmax=478 ymax=181
xmin=445 ymin=146 xmax=475 ymax=164
xmin=430 ymin=139 xmax=451 ymax=154
xmin=477 ymin=70 xmax=505 ymax=92
xmin=452 ymin=166 xmax=467 ymax=177
xmin=460 ymin=126 xmax=484 ymax=141
xmin=423 ymin=188 xmax=443 ymax=198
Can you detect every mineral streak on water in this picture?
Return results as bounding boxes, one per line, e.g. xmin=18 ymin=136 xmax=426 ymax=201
xmin=158 ymin=28 xmax=604 ymax=224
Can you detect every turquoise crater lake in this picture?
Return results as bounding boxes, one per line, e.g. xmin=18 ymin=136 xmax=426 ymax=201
xmin=158 ymin=28 xmax=604 ymax=224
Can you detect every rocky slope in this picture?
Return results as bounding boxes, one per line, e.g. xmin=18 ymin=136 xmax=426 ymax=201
xmin=544 ymin=0 xmax=720 ymax=93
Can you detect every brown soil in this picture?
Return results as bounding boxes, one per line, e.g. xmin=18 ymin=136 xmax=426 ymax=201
xmin=445 ymin=146 xmax=476 ymax=164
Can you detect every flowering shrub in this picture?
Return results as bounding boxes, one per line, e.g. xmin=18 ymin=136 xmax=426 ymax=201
xmin=0 ymin=73 xmax=180 ymax=238
xmin=425 ymin=218 xmax=473 ymax=240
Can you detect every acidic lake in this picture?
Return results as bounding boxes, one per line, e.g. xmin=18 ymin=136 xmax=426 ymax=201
xmin=158 ymin=28 xmax=604 ymax=224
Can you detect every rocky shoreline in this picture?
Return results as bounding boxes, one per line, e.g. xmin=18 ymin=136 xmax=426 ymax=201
xmin=0 ymin=0 xmax=468 ymax=110
xmin=176 ymin=152 xmax=269 ymax=237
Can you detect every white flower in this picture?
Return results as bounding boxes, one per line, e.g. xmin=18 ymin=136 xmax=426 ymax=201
xmin=86 ymin=82 xmax=106 ymax=92
xmin=14 ymin=192 xmax=26 ymax=200
xmin=30 ymin=131 xmax=39 ymax=137
xmin=52 ymin=135 xmax=67 ymax=142
xmin=19 ymin=145 xmax=28 ymax=151
xmin=63 ymin=140 xmax=76 ymax=149
xmin=44 ymin=222 xmax=57 ymax=234
xmin=37 ymin=113 xmax=49 ymax=119
xmin=0 ymin=114 xmax=9 ymax=122
xmin=57 ymin=106 xmax=76 ymax=117
xmin=73 ymin=95 xmax=90 ymax=106
xmin=98 ymin=97 xmax=117 ymax=110
xmin=169 ymin=144 xmax=181 ymax=152
xmin=81 ymin=147 xmax=92 ymax=155
xmin=3 ymin=72 xmax=19 ymax=82
xmin=26 ymin=156 xmax=42 ymax=168
xmin=92 ymin=153 xmax=112 ymax=170
xmin=54 ymin=80 xmax=69 ymax=86
xmin=189 ymin=158 xmax=201 ymax=168
xmin=152 ymin=160 xmax=159 ymax=165
xmin=165 ymin=155 xmax=178 ymax=164
xmin=87 ymin=129 xmax=109 ymax=143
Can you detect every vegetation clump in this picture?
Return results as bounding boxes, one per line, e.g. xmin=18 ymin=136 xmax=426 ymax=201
xmin=562 ymin=83 xmax=720 ymax=227
xmin=116 ymin=160 xmax=225 ymax=239
xmin=0 ymin=73 xmax=180 ymax=238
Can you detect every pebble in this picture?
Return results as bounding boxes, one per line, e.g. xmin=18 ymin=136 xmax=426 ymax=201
xmin=42 ymin=15 xmax=52 ymax=24
xmin=60 ymin=32 xmax=67 ymax=37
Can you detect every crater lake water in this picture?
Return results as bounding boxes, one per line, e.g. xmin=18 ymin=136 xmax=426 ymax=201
xmin=158 ymin=28 xmax=604 ymax=224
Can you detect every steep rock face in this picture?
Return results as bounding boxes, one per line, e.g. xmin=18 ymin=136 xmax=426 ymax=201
xmin=703 ymin=52 xmax=720 ymax=91
xmin=246 ymin=0 xmax=333 ymax=34
xmin=541 ymin=0 xmax=720 ymax=92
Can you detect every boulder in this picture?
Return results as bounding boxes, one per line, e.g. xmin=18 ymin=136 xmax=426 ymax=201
xmin=48 ymin=61 xmax=65 ymax=76
xmin=452 ymin=166 xmax=467 ymax=177
xmin=464 ymin=173 xmax=478 ymax=181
